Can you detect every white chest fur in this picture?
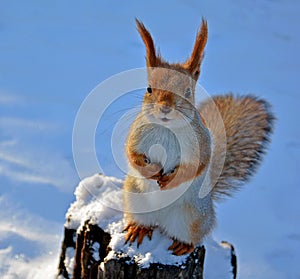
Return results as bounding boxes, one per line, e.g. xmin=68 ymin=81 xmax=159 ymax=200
xmin=136 ymin=123 xmax=200 ymax=174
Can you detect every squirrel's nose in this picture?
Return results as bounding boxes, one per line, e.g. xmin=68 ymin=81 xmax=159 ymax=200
xmin=160 ymin=105 xmax=172 ymax=114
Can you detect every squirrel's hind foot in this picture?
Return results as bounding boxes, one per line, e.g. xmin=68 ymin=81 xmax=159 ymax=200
xmin=124 ymin=223 xmax=153 ymax=247
xmin=168 ymin=239 xmax=194 ymax=256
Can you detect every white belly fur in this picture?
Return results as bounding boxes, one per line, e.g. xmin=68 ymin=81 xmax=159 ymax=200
xmin=126 ymin=166 xmax=214 ymax=244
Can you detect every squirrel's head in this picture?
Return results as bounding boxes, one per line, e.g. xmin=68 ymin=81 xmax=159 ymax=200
xmin=136 ymin=19 xmax=208 ymax=127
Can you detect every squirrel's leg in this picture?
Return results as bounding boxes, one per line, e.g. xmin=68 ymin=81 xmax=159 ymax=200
xmin=168 ymin=240 xmax=194 ymax=255
xmin=167 ymin=212 xmax=199 ymax=256
xmin=123 ymin=175 xmax=155 ymax=247
xmin=124 ymin=222 xmax=153 ymax=247
xmin=166 ymin=202 xmax=215 ymax=255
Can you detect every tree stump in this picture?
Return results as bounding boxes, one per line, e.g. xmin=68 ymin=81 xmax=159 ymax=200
xmin=99 ymin=246 xmax=205 ymax=279
xmin=56 ymin=174 xmax=237 ymax=279
xmin=58 ymin=221 xmax=236 ymax=279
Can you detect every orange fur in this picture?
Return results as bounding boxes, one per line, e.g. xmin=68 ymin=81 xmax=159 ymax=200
xmin=158 ymin=162 xmax=206 ymax=190
xmin=124 ymin=222 xmax=153 ymax=247
xmin=190 ymin=219 xmax=201 ymax=243
xmin=123 ymin=19 xmax=274 ymax=255
xmin=136 ymin=18 xmax=161 ymax=67
xmin=199 ymin=94 xmax=275 ymax=200
xmin=168 ymin=240 xmax=194 ymax=255
xmin=126 ymin=149 xmax=162 ymax=179
xmin=184 ymin=18 xmax=208 ymax=78
xmin=136 ymin=18 xmax=207 ymax=81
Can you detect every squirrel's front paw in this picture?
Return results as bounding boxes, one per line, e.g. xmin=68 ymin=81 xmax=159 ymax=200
xmin=144 ymin=160 xmax=163 ymax=180
xmin=168 ymin=239 xmax=194 ymax=255
xmin=132 ymin=154 xmax=162 ymax=179
xmin=124 ymin=222 xmax=153 ymax=247
xmin=157 ymin=166 xmax=178 ymax=189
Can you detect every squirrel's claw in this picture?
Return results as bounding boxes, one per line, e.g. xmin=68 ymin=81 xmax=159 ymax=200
xmin=124 ymin=223 xmax=153 ymax=247
xmin=157 ymin=166 xmax=179 ymax=189
xmin=140 ymin=156 xmax=163 ymax=179
xmin=168 ymin=239 xmax=194 ymax=255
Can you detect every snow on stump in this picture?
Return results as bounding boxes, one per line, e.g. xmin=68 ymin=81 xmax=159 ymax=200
xmin=57 ymin=174 xmax=237 ymax=279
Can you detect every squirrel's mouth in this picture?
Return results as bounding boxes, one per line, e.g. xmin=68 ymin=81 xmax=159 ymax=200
xmin=160 ymin=117 xmax=170 ymax=123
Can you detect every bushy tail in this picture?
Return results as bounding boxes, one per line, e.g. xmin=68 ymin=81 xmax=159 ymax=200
xmin=199 ymin=94 xmax=275 ymax=200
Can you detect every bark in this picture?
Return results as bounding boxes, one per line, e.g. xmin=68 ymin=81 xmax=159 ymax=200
xmin=98 ymin=247 xmax=205 ymax=279
xmin=57 ymin=221 xmax=237 ymax=279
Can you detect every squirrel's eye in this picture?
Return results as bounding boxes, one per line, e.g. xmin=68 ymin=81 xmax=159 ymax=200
xmin=147 ymin=86 xmax=152 ymax=94
xmin=185 ymin=88 xmax=192 ymax=98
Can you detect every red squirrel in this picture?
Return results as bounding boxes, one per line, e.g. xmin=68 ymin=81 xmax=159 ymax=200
xmin=123 ymin=19 xmax=274 ymax=255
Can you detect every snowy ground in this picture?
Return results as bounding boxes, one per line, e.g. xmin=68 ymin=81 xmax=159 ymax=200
xmin=0 ymin=1 xmax=299 ymax=278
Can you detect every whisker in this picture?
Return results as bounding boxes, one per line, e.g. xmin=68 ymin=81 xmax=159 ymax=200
xmin=98 ymin=110 xmax=141 ymax=136
xmin=100 ymin=105 xmax=142 ymax=121
xmin=127 ymin=93 xmax=144 ymax=99
xmin=176 ymin=108 xmax=196 ymax=124
xmin=124 ymin=92 xmax=145 ymax=101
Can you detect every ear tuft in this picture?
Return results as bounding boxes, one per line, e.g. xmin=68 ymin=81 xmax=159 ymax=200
xmin=184 ymin=18 xmax=208 ymax=79
xmin=135 ymin=18 xmax=159 ymax=68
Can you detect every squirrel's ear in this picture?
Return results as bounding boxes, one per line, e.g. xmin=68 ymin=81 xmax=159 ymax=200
xmin=184 ymin=19 xmax=208 ymax=79
xmin=136 ymin=18 xmax=160 ymax=67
